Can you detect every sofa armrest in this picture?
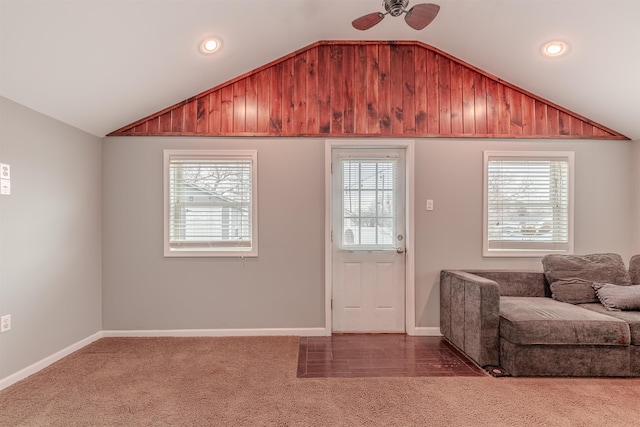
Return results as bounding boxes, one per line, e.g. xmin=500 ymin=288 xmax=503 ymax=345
xmin=440 ymin=270 xmax=500 ymax=367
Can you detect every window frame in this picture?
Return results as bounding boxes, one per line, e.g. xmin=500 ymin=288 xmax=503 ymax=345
xmin=482 ymin=150 xmax=574 ymax=258
xmin=163 ymin=149 xmax=258 ymax=258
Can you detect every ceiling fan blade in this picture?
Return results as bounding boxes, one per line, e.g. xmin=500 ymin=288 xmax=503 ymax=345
xmin=352 ymin=12 xmax=384 ymax=31
xmin=404 ymin=3 xmax=440 ymax=30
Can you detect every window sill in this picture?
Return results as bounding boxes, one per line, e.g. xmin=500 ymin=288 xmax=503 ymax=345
xmin=483 ymin=249 xmax=572 ymax=258
xmin=164 ymin=248 xmax=258 ymax=258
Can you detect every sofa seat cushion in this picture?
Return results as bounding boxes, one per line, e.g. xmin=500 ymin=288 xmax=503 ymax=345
xmin=500 ymin=297 xmax=630 ymax=346
xmin=578 ymin=303 xmax=640 ymax=345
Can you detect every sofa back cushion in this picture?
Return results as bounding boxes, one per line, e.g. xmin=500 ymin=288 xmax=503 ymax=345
xmin=630 ymin=255 xmax=640 ymax=286
xmin=464 ymin=270 xmax=548 ymax=297
xmin=541 ymin=253 xmax=631 ymax=304
xmin=548 ymin=277 xmax=600 ymax=304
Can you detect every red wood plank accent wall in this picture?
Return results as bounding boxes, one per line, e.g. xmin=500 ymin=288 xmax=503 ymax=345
xmin=108 ymin=41 xmax=627 ymax=140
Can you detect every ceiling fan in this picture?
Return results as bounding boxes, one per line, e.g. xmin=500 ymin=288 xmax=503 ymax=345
xmin=352 ymin=0 xmax=440 ymax=31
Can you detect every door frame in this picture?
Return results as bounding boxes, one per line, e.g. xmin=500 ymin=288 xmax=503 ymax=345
xmin=324 ymin=139 xmax=415 ymax=335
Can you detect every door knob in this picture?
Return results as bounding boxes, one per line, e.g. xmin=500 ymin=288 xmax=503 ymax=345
xmin=397 ymin=247 xmax=405 ymax=254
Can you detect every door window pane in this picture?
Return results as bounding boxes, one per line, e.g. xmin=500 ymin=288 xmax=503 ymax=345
xmin=341 ymin=159 xmax=397 ymax=248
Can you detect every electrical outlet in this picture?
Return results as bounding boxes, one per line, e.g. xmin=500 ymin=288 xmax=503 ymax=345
xmin=0 ymin=163 xmax=10 ymax=179
xmin=1 ymin=314 xmax=11 ymax=333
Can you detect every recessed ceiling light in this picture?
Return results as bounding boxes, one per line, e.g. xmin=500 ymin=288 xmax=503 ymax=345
xmin=200 ymin=37 xmax=222 ymax=55
xmin=542 ymin=41 xmax=568 ymax=57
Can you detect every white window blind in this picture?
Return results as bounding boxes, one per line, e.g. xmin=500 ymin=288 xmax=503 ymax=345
xmin=164 ymin=150 xmax=257 ymax=257
xmin=483 ymin=151 xmax=574 ymax=257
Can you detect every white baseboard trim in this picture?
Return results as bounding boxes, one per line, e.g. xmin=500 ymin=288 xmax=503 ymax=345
xmin=0 ymin=331 xmax=104 ymax=391
xmin=102 ymin=327 xmax=329 ymax=338
xmin=412 ymin=327 xmax=442 ymax=336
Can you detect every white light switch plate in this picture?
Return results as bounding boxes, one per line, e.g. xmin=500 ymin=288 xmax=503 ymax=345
xmin=0 ymin=179 xmax=10 ymax=195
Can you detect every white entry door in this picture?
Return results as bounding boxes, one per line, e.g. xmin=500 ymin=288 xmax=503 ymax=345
xmin=331 ymin=148 xmax=406 ymax=332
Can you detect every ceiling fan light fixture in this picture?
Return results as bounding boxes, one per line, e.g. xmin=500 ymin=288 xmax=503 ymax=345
xmin=353 ymin=1 xmax=440 ymax=31
xmin=200 ymin=37 xmax=222 ymax=55
xmin=542 ymin=41 xmax=567 ymax=57
xmin=385 ymin=0 xmax=409 ymax=17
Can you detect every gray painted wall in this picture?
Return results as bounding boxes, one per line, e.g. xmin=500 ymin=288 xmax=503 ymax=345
xmin=413 ymin=139 xmax=634 ymax=327
xmin=0 ymin=97 xmax=103 ymax=379
xmin=103 ymin=136 xmax=636 ymax=331
xmin=633 ymin=140 xmax=640 ymax=254
xmin=102 ymin=138 xmax=326 ymax=330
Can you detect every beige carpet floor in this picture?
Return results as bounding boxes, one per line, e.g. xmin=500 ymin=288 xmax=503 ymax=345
xmin=1 ymin=336 xmax=639 ymax=426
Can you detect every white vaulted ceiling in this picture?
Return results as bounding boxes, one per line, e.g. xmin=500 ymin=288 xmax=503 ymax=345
xmin=1 ymin=0 xmax=639 ymax=140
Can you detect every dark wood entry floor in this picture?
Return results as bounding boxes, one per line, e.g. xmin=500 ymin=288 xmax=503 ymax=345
xmin=297 ymin=334 xmax=487 ymax=378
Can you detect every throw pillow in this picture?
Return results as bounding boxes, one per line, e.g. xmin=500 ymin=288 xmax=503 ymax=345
xmin=542 ymin=253 xmax=632 ymax=288
xmin=550 ymin=277 xmax=599 ymax=304
xmin=592 ymin=283 xmax=640 ymax=311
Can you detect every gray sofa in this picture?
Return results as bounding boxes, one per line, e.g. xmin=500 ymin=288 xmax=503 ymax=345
xmin=440 ymin=253 xmax=640 ymax=377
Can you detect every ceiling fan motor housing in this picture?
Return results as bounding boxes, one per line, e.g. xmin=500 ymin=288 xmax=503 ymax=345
xmin=384 ymin=0 xmax=409 ymax=16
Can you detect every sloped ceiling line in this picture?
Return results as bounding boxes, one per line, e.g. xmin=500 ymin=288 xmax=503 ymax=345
xmin=107 ymin=41 xmax=627 ymax=140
